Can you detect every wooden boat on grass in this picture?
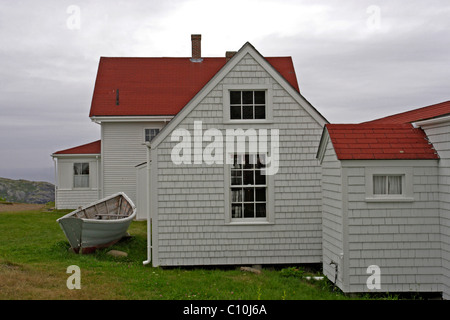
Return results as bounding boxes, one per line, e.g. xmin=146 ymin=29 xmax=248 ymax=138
xmin=56 ymin=192 xmax=136 ymax=253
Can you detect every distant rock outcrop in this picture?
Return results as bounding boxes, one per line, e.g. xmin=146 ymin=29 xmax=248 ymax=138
xmin=0 ymin=177 xmax=55 ymax=204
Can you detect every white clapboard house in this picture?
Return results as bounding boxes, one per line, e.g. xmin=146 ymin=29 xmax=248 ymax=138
xmin=52 ymin=35 xmax=450 ymax=298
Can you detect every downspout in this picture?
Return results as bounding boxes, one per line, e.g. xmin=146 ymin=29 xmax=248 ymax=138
xmin=143 ymin=142 xmax=152 ymax=266
xmin=96 ymin=155 xmax=100 ymax=200
xmin=52 ymin=156 xmax=57 ymax=209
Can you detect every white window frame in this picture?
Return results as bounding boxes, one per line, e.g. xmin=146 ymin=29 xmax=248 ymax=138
xmin=223 ymin=84 xmax=273 ymax=124
xmin=73 ymin=162 xmax=90 ymax=189
xmin=144 ymin=128 xmax=160 ymax=143
xmin=224 ymin=152 xmax=274 ymax=225
xmin=365 ymin=167 xmax=414 ymax=202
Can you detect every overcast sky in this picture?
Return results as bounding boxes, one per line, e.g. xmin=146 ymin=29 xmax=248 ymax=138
xmin=0 ymin=0 xmax=449 ymax=183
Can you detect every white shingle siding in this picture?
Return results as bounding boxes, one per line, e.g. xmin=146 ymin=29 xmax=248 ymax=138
xmin=54 ymin=157 xmax=100 ymax=209
xmin=56 ymin=189 xmax=99 ymax=209
xmin=152 ymin=53 xmax=324 ymax=267
xmin=320 ymin=132 xmax=442 ymax=294
xmin=320 ymin=133 xmax=345 ymax=288
xmin=102 ymin=121 xmax=165 ymax=205
xmin=344 ymin=160 xmax=441 ymax=293
xmin=421 ymin=122 xmax=450 ymax=299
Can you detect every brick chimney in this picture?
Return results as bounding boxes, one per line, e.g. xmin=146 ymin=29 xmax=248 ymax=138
xmin=191 ymin=34 xmax=202 ymax=62
xmin=226 ymin=51 xmax=237 ymax=62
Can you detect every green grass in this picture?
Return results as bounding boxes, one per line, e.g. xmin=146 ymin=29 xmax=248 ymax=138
xmin=0 ymin=207 xmax=358 ymax=300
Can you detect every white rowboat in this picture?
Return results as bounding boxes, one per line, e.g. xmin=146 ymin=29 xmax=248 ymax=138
xmin=56 ymin=192 xmax=136 ymax=253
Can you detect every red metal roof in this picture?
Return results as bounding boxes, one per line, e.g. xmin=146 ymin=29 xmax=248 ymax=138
xmin=89 ymin=56 xmax=300 ymax=117
xmin=53 ymin=140 xmax=101 ymax=155
xmin=364 ymin=100 xmax=450 ymax=124
xmin=326 ymin=123 xmax=439 ymax=160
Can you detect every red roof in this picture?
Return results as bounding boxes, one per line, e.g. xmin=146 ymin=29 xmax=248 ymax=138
xmin=326 ymin=123 xmax=439 ymax=160
xmin=89 ymin=56 xmax=299 ymax=117
xmin=364 ymin=100 xmax=450 ymax=124
xmin=53 ymin=140 xmax=101 ymax=155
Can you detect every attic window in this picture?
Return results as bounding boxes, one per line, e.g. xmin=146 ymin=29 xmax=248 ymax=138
xmin=230 ymin=90 xmax=266 ymax=120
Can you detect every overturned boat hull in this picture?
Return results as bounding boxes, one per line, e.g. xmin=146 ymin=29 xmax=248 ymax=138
xmin=57 ymin=192 xmax=136 ymax=253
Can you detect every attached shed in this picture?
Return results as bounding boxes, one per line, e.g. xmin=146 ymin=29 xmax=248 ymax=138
xmin=317 ymin=123 xmax=441 ymax=293
xmin=51 ymin=140 xmax=102 ymax=209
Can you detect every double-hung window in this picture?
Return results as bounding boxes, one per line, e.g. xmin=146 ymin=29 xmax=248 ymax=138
xmin=230 ymin=154 xmax=267 ymax=219
xmin=73 ymin=163 xmax=89 ymax=188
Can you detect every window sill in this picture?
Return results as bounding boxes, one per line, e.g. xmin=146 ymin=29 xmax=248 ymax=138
xmin=223 ymin=119 xmax=273 ymax=125
xmin=226 ymin=220 xmax=274 ymax=226
xmin=365 ymin=197 xmax=414 ymax=203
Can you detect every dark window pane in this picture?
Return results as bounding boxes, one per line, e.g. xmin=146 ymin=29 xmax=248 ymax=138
xmin=255 ymin=203 xmax=266 ymax=217
xmin=255 ymin=106 xmax=265 ymax=119
xmin=256 ymin=154 xmax=266 ymax=168
xmin=255 ymin=188 xmax=266 ymax=201
xmin=243 ymin=170 xmax=254 ymax=185
xmin=233 ymin=154 xmax=243 ymax=168
xmin=230 ymin=91 xmax=241 ymax=104
xmin=232 ymin=204 xmax=242 ymax=218
xmin=243 ymin=106 xmax=253 ymax=119
xmin=244 ymin=154 xmax=254 ymax=169
xmin=244 ymin=203 xmax=254 ymax=218
xmin=242 ymin=91 xmax=253 ymax=104
xmin=82 ymin=163 xmax=89 ymax=175
xmin=231 ymin=171 xmax=242 ymax=185
xmin=254 ymin=91 xmax=265 ymax=104
xmin=230 ymin=105 xmax=241 ymax=119
xmin=255 ymin=170 xmax=266 ymax=185
xmin=244 ymin=188 xmax=254 ymax=202
xmin=74 ymin=163 xmax=81 ymax=175
xmin=231 ymin=188 xmax=242 ymax=202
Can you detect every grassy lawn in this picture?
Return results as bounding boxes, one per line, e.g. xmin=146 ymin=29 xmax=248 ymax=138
xmin=0 ymin=206 xmax=360 ymax=300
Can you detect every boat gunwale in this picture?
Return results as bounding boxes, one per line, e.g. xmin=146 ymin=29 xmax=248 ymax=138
xmin=56 ymin=192 xmax=137 ymax=224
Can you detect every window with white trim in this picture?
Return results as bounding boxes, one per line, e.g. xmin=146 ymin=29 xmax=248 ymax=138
xmin=365 ymin=167 xmax=413 ymax=202
xmin=230 ymin=154 xmax=267 ymax=219
xmin=373 ymin=175 xmax=403 ymax=195
xmin=73 ymin=163 xmax=89 ymax=188
xmin=144 ymin=128 xmax=160 ymax=142
xmin=230 ymin=90 xmax=266 ymax=120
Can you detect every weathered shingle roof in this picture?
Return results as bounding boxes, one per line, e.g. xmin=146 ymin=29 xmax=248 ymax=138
xmin=53 ymin=140 xmax=101 ymax=155
xmin=326 ymin=124 xmax=439 ymax=160
xmin=89 ymin=56 xmax=300 ymax=117
xmin=364 ymin=100 xmax=450 ymax=124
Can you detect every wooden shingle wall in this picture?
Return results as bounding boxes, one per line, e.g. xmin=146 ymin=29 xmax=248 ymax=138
xmin=422 ymin=123 xmax=450 ymax=299
xmin=153 ymin=53 xmax=324 ymax=266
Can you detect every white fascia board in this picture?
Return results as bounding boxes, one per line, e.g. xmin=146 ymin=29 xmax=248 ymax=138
xmin=90 ymin=115 xmax=174 ymax=123
xmin=413 ymin=115 xmax=450 ymax=129
xmin=316 ymin=127 xmax=330 ymax=164
xmin=51 ymin=153 xmax=101 ymax=159
xmin=340 ymin=159 xmax=439 ymax=168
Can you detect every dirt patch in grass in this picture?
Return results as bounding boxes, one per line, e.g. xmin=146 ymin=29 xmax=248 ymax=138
xmin=0 ymin=260 xmax=121 ymax=300
xmin=0 ymin=203 xmax=45 ymax=212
